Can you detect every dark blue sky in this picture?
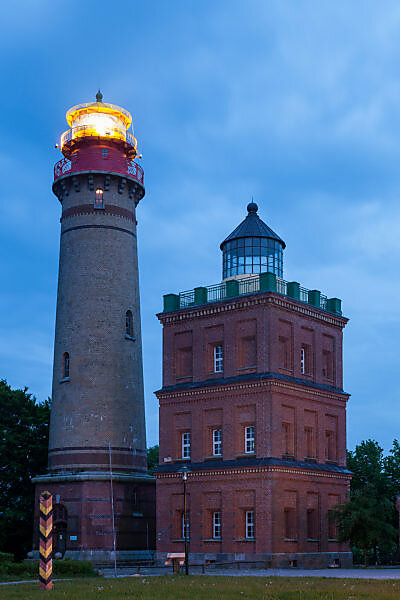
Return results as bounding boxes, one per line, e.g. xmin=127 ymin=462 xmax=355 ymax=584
xmin=1 ymin=1 xmax=399 ymax=449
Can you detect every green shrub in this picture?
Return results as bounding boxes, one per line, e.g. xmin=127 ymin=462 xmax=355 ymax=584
xmin=0 ymin=552 xmax=13 ymax=564
xmin=0 ymin=559 xmax=96 ymax=579
xmin=53 ymin=560 xmax=96 ymax=576
xmin=0 ymin=561 xmax=37 ymax=577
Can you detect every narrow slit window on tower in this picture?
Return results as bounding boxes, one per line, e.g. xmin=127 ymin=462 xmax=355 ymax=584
xmin=94 ymin=188 xmax=104 ymax=209
xmin=125 ymin=310 xmax=134 ymax=339
xmin=62 ymin=352 xmax=70 ymax=380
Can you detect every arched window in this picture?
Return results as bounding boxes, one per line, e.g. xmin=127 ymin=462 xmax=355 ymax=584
xmin=94 ymin=188 xmax=104 ymax=209
xmin=125 ymin=310 xmax=134 ymax=338
xmin=63 ymin=352 xmax=70 ymax=379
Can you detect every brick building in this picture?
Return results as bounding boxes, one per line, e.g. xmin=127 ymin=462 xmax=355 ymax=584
xmin=32 ymin=93 xmax=155 ymax=561
xmin=155 ymin=202 xmax=351 ymax=568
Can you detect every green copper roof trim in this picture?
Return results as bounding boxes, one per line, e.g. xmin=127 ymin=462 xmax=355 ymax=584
xmin=163 ymin=272 xmax=342 ymax=316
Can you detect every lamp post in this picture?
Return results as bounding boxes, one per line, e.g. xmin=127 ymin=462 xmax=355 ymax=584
xmin=182 ymin=469 xmax=189 ymax=575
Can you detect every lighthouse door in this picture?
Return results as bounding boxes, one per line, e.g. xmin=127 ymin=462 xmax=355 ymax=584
xmin=54 ymin=524 xmax=67 ymax=556
xmin=53 ymin=504 xmax=68 ymax=558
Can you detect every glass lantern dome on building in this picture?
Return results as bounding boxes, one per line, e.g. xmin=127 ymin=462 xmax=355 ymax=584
xmin=60 ymin=90 xmax=138 ymax=159
xmin=220 ymin=202 xmax=285 ymax=280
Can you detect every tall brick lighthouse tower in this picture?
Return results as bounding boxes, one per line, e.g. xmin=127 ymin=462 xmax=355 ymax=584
xmin=156 ymin=202 xmax=351 ymax=568
xmin=33 ymin=92 xmax=155 ymax=561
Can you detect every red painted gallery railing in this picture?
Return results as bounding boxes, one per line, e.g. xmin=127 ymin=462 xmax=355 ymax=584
xmin=54 ymin=150 xmax=144 ymax=185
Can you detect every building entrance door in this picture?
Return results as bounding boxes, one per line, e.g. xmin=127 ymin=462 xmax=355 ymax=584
xmin=53 ymin=504 xmax=68 ymax=558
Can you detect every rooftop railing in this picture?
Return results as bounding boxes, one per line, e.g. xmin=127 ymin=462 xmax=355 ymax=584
xmin=53 ymin=151 xmax=144 ymax=185
xmin=163 ymin=272 xmax=342 ymax=315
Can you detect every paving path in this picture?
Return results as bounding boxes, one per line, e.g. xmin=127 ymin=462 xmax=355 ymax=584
xmin=102 ymin=566 xmax=400 ymax=579
xmin=4 ymin=568 xmax=400 ymax=585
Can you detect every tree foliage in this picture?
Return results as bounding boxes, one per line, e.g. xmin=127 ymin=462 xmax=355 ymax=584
xmin=147 ymin=445 xmax=159 ymax=474
xmin=0 ymin=380 xmax=50 ymax=560
xmin=333 ymin=439 xmax=399 ymax=565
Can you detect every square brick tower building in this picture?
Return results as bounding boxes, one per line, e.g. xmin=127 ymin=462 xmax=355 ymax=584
xmin=155 ymin=202 xmax=351 ymax=568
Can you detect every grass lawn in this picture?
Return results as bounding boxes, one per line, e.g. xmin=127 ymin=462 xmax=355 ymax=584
xmin=2 ymin=576 xmax=400 ymax=600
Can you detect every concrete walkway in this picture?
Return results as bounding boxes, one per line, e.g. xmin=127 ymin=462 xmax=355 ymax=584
xmin=4 ymin=568 xmax=400 ymax=585
xmin=102 ymin=566 xmax=400 ymax=579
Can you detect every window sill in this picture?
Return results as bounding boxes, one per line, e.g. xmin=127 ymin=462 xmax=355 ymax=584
xmin=236 ymin=452 xmax=256 ymax=458
xmin=233 ymin=538 xmax=255 ymax=542
xmin=304 ymin=457 xmax=318 ymax=462
xmin=172 ymin=538 xmax=190 ymax=542
xmin=175 ymin=457 xmax=191 ymax=462
xmin=201 ymin=538 xmax=221 ymax=542
xmin=328 ymin=539 xmax=338 ymax=542
xmin=237 ymin=366 xmax=256 ymax=371
xmin=175 ymin=376 xmax=193 ymax=382
xmin=204 ymin=455 xmax=222 ymax=461
xmin=284 ymin=538 xmax=298 ymax=542
xmin=306 ymin=538 xmax=320 ymax=542
xmin=125 ymin=334 xmax=136 ymax=341
xmin=325 ymin=459 xmax=338 ymax=465
xmin=132 ymin=512 xmax=143 ymax=518
xmin=282 ymin=454 xmax=295 ymax=460
xmin=59 ymin=377 xmax=70 ymax=383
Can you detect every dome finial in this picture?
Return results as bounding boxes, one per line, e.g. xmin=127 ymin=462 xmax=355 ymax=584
xmin=247 ymin=199 xmax=258 ymax=214
xmin=96 ymin=89 xmax=103 ymax=103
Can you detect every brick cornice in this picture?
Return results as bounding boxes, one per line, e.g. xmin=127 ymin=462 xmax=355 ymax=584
xmin=157 ymin=293 xmax=348 ymax=328
xmin=155 ymin=465 xmax=351 ymax=481
xmin=156 ymin=373 xmax=350 ymax=404
xmin=61 ymin=203 xmax=135 ymax=222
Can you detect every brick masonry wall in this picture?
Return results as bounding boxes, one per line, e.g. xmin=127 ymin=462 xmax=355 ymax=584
xmin=32 ymin=478 xmax=155 ymax=553
xmin=49 ymin=172 xmax=147 ymax=472
xmin=156 ymin=288 xmax=350 ymax=566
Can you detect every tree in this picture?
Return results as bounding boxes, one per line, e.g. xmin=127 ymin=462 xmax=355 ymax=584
xmin=333 ymin=439 xmax=398 ymax=565
xmin=0 ymin=380 xmax=50 ymax=560
xmin=384 ymin=439 xmax=400 ymax=500
xmin=332 ymin=491 xmax=397 ymax=566
xmin=147 ymin=445 xmax=159 ymax=474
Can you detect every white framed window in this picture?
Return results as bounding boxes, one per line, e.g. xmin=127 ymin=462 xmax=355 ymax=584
xmin=214 ymin=345 xmax=223 ymax=373
xmin=182 ymin=512 xmax=190 ymax=539
xmin=213 ymin=429 xmax=222 ymax=456
xmin=182 ymin=432 xmax=191 ymax=459
xmin=300 ymin=347 xmax=305 ymax=374
xmin=213 ymin=511 xmax=221 ymax=539
xmin=245 ymin=426 xmax=255 ymax=453
xmin=245 ymin=510 xmax=254 ymax=539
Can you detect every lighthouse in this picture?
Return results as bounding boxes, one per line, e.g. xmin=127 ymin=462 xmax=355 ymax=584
xmin=33 ymin=92 xmax=155 ymax=561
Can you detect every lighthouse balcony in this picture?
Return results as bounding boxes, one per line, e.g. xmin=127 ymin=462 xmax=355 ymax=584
xmin=162 ymin=272 xmax=343 ymax=316
xmin=54 ymin=150 xmax=144 ymax=185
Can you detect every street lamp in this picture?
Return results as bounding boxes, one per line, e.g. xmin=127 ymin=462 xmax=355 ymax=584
xmin=182 ymin=469 xmax=189 ymax=575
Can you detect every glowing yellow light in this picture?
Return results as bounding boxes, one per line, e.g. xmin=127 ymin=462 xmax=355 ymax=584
xmin=60 ymin=99 xmax=137 ymax=157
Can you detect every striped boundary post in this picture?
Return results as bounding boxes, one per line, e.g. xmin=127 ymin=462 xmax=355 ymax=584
xmin=39 ymin=490 xmax=53 ymax=590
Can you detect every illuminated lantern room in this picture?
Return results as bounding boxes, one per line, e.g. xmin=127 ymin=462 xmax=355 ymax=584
xmin=220 ymin=202 xmax=285 ymax=280
xmin=60 ymin=90 xmax=138 ymax=159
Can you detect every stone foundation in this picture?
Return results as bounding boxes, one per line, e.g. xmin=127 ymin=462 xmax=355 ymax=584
xmin=156 ymin=551 xmax=353 ymax=569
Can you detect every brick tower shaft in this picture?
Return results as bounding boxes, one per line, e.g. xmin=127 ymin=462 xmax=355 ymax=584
xmin=32 ymin=94 xmax=155 ymax=560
